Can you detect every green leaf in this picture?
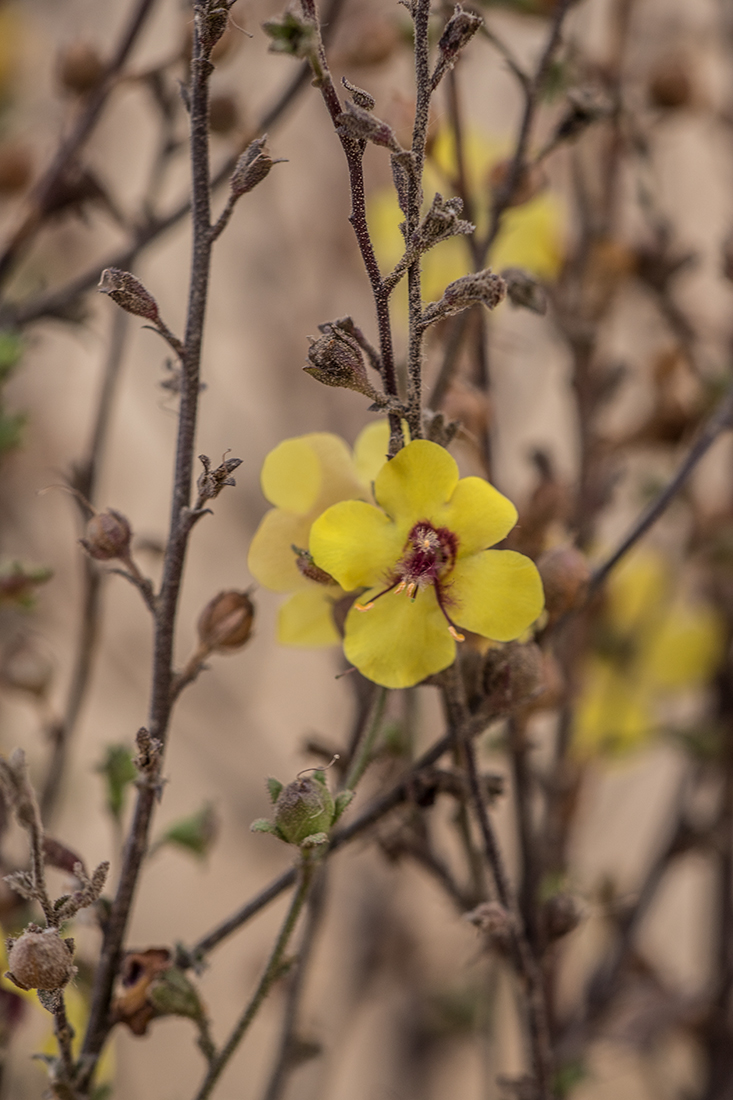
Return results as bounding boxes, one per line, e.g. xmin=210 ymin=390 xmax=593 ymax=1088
xmin=299 ymin=831 xmax=328 ymax=849
xmin=266 ymin=776 xmax=284 ymax=804
xmin=0 ymin=410 xmax=24 ymax=454
xmin=95 ymin=744 xmax=137 ymax=822
xmin=250 ymin=818 xmax=282 ymax=837
xmin=333 ymin=789 xmax=354 ymax=824
xmin=0 ymin=560 xmax=53 ymax=607
xmin=153 ymin=802 xmax=219 ymax=860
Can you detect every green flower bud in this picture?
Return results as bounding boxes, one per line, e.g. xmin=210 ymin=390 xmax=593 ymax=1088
xmin=274 ymin=772 xmax=334 ymax=847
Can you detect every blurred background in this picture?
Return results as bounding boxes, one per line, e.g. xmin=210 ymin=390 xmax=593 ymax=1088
xmin=1 ymin=0 xmax=733 ymax=1097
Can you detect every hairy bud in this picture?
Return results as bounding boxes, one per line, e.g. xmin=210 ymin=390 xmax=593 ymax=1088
xmin=6 ymin=928 xmax=75 ymax=992
xmin=197 ymin=590 xmax=255 ymax=652
xmin=230 ymin=136 xmax=284 ymax=197
xmin=304 ymin=323 xmax=378 ymax=398
xmin=336 ymin=101 xmax=401 ymax=151
xmin=98 ymin=268 xmax=160 ymax=322
xmin=198 ymin=4 xmax=229 ymax=55
xmin=80 ymin=509 xmax=132 ymax=562
xmin=341 ymin=77 xmax=375 ymax=112
xmin=432 ymin=5 xmax=483 ymax=88
xmin=417 ymin=192 xmax=473 ymax=250
xmin=275 ymin=773 xmax=334 ymax=847
xmin=464 ymin=902 xmax=516 ymax=952
xmin=423 ymin=269 xmax=506 ymax=327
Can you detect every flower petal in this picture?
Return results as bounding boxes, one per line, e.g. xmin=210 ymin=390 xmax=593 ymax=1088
xmin=449 ymin=550 xmax=544 ymax=640
xmin=374 ymin=440 xmax=459 ymax=526
xmin=278 ymin=590 xmax=340 ymax=647
xmin=261 ymin=437 xmax=323 ymax=513
xmin=261 ymin=433 xmax=362 ymax=514
xmin=248 ymin=510 xmax=312 ymax=592
xmin=310 ymin=501 xmax=403 ymax=590
xmin=353 ymin=420 xmax=391 ymax=487
xmin=344 ymin=587 xmax=456 ymax=688
xmin=436 ymin=477 xmax=517 ymax=556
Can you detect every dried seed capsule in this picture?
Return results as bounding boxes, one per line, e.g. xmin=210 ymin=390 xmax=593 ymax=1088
xmin=98 ymin=269 xmax=160 ymax=322
xmin=537 ymin=545 xmax=590 ymax=619
xmin=7 ymin=928 xmax=75 ymax=991
xmin=79 ymin=509 xmax=132 ymax=562
xmin=197 ymin=590 xmax=255 ymax=651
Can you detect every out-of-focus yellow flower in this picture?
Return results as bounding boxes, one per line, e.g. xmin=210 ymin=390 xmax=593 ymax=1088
xmin=368 ymin=125 xmax=564 ymax=310
xmin=309 ymin=439 xmax=544 ymax=688
xmin=574 ymin=551 xmax=724 ymax=756
xmin=0 ymin=7 xmax=22 ymax=98
xmin=248 ymin=421 xmax=397 ymax=647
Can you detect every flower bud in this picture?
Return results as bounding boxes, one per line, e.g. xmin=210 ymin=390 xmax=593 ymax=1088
xmin=274 ymin=773 xmax=334 ymax=846
xmin=79 ymin=509 xmax=132 ymax=562
xmin=432 ymin=5 xmax=482 ymax=87
xmin=415 ymin=192 xmax=473 ymax=251
xmin=197 ymin=590 xmax=255 ymax=652
xmin=6 ymin=928 xmax=75 ymax=992
xmin=230 ymin=137 xmax=282 ymax=197
xmin=341 ymin=77 xmax=375 ymax=112
xmin=304 ymin=325 xmax=377 ymax=399
xmin=423 ymin=269 xmax=506 ymax=326
xmin=98 ymin=268 xmax=160 ymax=322
xmin=263 ymin=11 xmax=317 ymax=58
xmin=536 ymin=546 xmax=590 ymax=619
xmin=57 ymin=41 xmax=106 ymax=96
xmin=482 ymin=642 xmax=544 ymax=712
xmin=540 ymin=892 xmax=582 ymax=943
xmin=336 ymin=101 xmax=401 ymax=151
xmin=464 ymin=901 xmax=516 ymax=952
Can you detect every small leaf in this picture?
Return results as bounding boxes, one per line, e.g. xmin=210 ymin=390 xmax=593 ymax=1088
xmin=95 ymin=744 xmax=137 ymax=823
xmin=333 ymin=790 xmax=354 ymax=824
xmin=300 ymin=832 xmax=329 ymax=849
xmin=152 ymin=802 xmax=218 ymax=861
xmin=266 ymin=777 xmax=284 ymax=804
xmin=0 ymin=331 xmax=22 ymax=381
xmin=250 ymin=818 xmax=281 ymax=837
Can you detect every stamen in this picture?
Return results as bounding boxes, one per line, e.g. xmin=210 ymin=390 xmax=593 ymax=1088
xmin=448 ymin=625 xmax=465 ymax=642
xmin=407 ymin=583 xmax=417 ymax=600
xmin=355 ymin=601 xmax=374 ymax=612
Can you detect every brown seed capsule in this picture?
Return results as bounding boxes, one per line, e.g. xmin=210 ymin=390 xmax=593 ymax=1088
xmin=7 ymin=929 xmax=75 ymax=991
xmin=80 ymin=509 xmax=132 ymax=562
xmin=57 ymin=41 xmax=106 ymax=96
xmin=98 ymin=269 xmax=160 ymax=322
xmin=197 ymin=590 xmax=255 ymax=652
xmin=482 ymin=642 xmax=544 ymax=711
xmin=648 ymin=56 xmax=693 ymax=110
xmin=537 ymin=545 xmax=590 ymax=619
xmin=540 ymin=893 xmax=582 ymax=943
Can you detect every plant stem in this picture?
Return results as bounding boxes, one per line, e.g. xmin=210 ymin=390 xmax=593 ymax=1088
xmin=77 ymin=3 xmax=216 ymax=1084
xmin=344 ymin=686 xmax=388 ymax=790
xmin=192 ymin=860 xmax=316 ymax=1100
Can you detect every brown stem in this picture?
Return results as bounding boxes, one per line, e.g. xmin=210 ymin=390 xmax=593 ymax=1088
xmin=77 ymin=4 xmax=216 ymax=1085
xmin=441 ymin=664 xmax=555 ymax=1099
xmin=0 ymin=0 xmax=159 ymax=289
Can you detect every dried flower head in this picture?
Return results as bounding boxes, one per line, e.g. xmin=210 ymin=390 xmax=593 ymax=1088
xmin=6 ymin=928 xmax=75 ymax=992
xmin=98 ymin=268 xmax=160 ymax=321
xmin=197 ymin=590 xmax=255 ymax=652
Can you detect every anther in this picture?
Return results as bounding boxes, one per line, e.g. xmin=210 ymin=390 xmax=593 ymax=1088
xmin=448 ymin=625 xmax=465 ymax=642
xmin=355 ymin=601 xmax=374 ymax=612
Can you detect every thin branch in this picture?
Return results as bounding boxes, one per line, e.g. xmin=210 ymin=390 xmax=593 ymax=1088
xmin=344 ymin=686 xmax=388 ymax=790
xmin=192 ymin=860 xmax=316 ymax=1100
xmin=40 ymin=308 xmax=129 ymax=823
xmin=0 ymin=0 xmax=160 ymax=289
xmin=260 ymin=866 xmax=329 ymax=1100
xmin=0 ymin=0 xmax=348 ymax=331
xmin=78 ymin=3 xmax=218 ymax=1084
xmin=590 ymin=386 xmax=733 ymax=593
xmin=441 ymin=664 xmax=555 ymax=1100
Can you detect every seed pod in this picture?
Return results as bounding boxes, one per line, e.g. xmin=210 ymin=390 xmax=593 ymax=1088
xmin=540 ymin=892 xmax=582 ymax=943
xmin=57 ymin=41 xmax=105 ymax=95
xmin=275 ymin=773 xmax=334 ymax=846
xmin=483 ymin=642 xmax=544 ymax=711
xmin=98 ymin=268 xmax=160 ymax=322
xmin=79 ymin=509 xmax=132 ymax=562
xmin=7 ymin=929 xmax=75 ymax=991
xmin=197 ymin=590 xmax=255 ymax=652
xmin=230 ymin=137 xmax=283 ymax=197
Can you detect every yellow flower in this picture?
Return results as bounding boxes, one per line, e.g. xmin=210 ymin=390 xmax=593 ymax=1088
xmin=368 ymin=125 xmax=564 ymax=311
xmin=309 ymin=440 xmax=544 ymax=688
xmin=247 ymin=421 xmax=396 ymax=647
xmin=574 ymin=551 xmax=724 ymax=756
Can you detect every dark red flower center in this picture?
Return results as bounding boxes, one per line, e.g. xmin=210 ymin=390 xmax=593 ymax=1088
xmin=355 ymin=521 xmax=464 ymax=640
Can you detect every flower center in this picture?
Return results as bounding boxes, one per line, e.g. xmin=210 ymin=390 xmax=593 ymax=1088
xmin=355 ymin=521 xmax=464 ymax=641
